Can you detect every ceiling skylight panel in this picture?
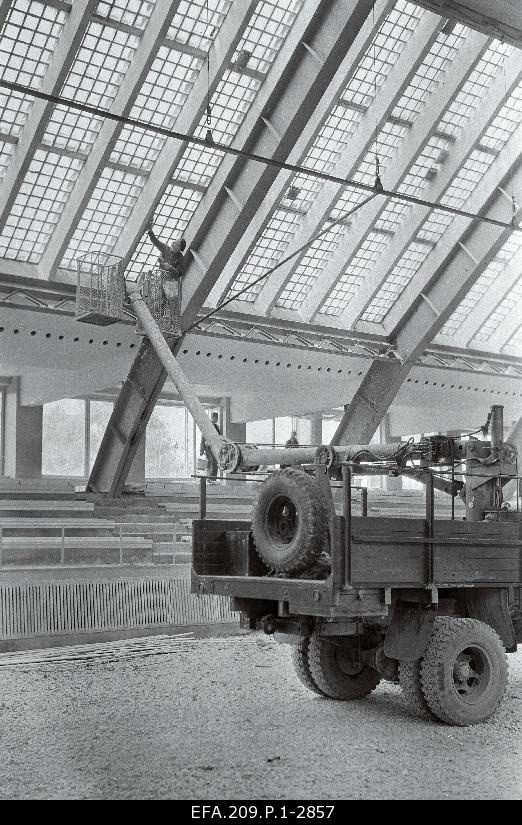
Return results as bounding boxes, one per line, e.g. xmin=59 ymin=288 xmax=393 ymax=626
xmin=439 ymin=261 xmax=503 ymax=335
xmin=0 ymin=0 xmax=67 ymax=89
xmin=398 ymin=133 xmax=453 ymax=197
xmin=110 ymin=125 xmax=166 ymax=171
xmin=43 ymin=21 xmax=140 ymax=154
xmin=329 ymin=187 xmax=369 ymax=220
xmin=175 ymin=144 xmax=225 ymax=188
xmin=0 ymin=89 xmax=33 ymax=138
xmin=473 ymin=278 xmax=522 ymax=343
xmin=0 ymin=141 xmax=16 ymax=183
xmin=360 ymin=240 xmax=431 ymax=322
xmin=130 ymin=47 xmax=203 ymax=127
xmin=341 ymin=2 xmax=423 ymax=109
xmin=280 ymin=174 xmax=322 ymax=213
xmin=125 ymin=182 xmax=203 ymax=278
xmin=374 ymin=199 xmax=412 ymax=232
xmin=480 ymin=83 xmax=522 ymax=152
xmin=438 ymin=148 xmax=494 ymax=209
xmin=110 ymin=47 xmax=204 ymax=168
xmin=391 ymin=24 xmax=467 ymax=124
xmin=320 ymin=232 xmax=390 ymax=316
xmin=415 ymin=208 xmax=452 ymax=244
xmin=233 ymin=0 xmax=303 ymax=75
xmin=168 ymin=0 xmax=232 ymax=53
xmin=276 ymin=223 xmax=347 ymax=310
xmin=60 ymin=167 xmax=144 ymax=268
xmin=503 ymin=324 xmax=522 ymax=356
xmin=301 ymin=104 xmax=363 ymax=175
xmin=438 ymin=41 xmax=513 ymax=138
xmin=0 ymin=149 xmax=83 ymax=263
xmin=227 ymin=209 xmax=302 ymax=302
xmin=61 ymin=22 xmax=140 ymax=107
xmin=200 ymin=70 xmax=261 ymax=145
xmin=353 ymin=121 xmax=409 ymax=187
xmin=95 ymin=0 xmax=155 ymax=31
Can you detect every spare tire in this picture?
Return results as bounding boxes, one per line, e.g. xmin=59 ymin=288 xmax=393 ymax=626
xmin=252 ymin=468 xmax=328 ymax=574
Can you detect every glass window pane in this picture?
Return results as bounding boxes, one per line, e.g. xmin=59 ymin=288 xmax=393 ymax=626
xmin=322 ymin=417 xmax=339 ymax=444
xmin=42 ymin=398 xmax=85 ymax=476
xmin=246 ymin=419 xmax=273 ymax=445
xmin=146 ymin=405 xmax=188 ymax=478
xmin=89 ymin=400 xmax=113 ymax=471
xmin=275 ymin=416 xmax=292 ymax=446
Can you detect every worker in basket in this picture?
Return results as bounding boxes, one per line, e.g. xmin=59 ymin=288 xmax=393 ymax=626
xmin=147 ymin=219 xmax=186 ymax=333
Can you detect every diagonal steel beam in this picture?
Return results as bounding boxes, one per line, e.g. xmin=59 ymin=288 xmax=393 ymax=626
xmin=331 ymin=126 xmax=522 ymax=445
xmin=0 ymin=0 xmax=98 ymax=234
xmin=203 ymin=0 xmax=395 ymax=311
xmin=89 ymin=0 xmax=376 ymax=496
xmin=252 ymin=9 xmax=444 ymax=317
xmin=38 ymin=0 xmax=184 ymax=278
xmin=302 ymin=30 xmax=492 ymax=325
xmin=334 ymin=49 xmax=522 ymax=330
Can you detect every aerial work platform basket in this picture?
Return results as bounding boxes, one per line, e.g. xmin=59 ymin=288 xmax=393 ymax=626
xmin=75 ymin=252 xmax=126 ymax=325
xmin=75 ymin=254 xmax=182 ymax=337
xmin=135 ymin=267 xmax=182 ymax=337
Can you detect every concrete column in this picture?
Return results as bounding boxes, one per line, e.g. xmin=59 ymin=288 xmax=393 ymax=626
xmin=310 ymin=413 xmax=323 ymax=445
xmin=223 ymin=397 xmax=246 ymax=443
xmin=3 ymin=379 xmax=43 ymax=478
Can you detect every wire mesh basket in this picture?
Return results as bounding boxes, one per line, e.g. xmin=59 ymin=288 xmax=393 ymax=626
xmin=135 ymin=267 xmax=182 ymax=337
xmin=75 ymin=252 xmax=126 ymax=325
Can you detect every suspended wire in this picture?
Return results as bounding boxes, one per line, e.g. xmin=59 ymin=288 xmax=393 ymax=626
xmin=0 ymin=79 xmax=516 ymax=234
xmin=184 ymin=193 xmax=378 ymax=332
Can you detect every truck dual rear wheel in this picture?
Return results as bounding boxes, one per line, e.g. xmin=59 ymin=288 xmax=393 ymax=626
xmin=307 ymin=633 xmax=381 ymax=700
xmin=399 ymin=660 xmax=436 ymax=719
xmin=252 ymin=469 xmax=328 ymax=574
xmin=291 ymin=637 xmax=327 ymax=697
xmin=420 ymin=617 xmax=508 ymax=726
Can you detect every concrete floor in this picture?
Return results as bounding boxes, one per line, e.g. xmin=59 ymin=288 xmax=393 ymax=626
xmin=0 ymin=632 xmax=520 ymax=800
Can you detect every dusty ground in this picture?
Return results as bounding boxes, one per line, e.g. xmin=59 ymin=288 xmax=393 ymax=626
xmin=0 ymin=632 xmax=520 ymax=800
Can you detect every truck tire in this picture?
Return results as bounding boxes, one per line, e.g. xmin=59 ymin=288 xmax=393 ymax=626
xmin=308 ymin=633 xmax=381 ymax=700
xmin=252 ymin=469 xmax=328 ymax=574
xmin=399 ymin=660 xmax=436 ymax=719
xmin=420 ymin=617 xmax=508 ymax=726
xmin=291 ymin=638 xmax=327 ymax=697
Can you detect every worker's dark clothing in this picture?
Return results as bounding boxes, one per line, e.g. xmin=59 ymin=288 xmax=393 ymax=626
xmin=281 ymin=435 xmax=299 ymax=469
xmin=200 ymin=421 xmax=221 ymax=480
xmin=147 ymin=226 xmax=185 ymax=281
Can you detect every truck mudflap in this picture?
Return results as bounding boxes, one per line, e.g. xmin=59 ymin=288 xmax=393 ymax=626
xmin=466 ymin=588 xmax=517 ymax=652
xmin=384 ymin=601 xmax=438 ymax=661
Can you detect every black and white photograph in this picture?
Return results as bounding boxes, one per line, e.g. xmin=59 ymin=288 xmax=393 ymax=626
xmin=0 ymin=0 xmax=521 ymax=803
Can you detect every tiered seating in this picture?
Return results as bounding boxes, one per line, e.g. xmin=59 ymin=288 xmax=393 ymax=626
xmin=0 ymin=498 xmax=152 ymax=567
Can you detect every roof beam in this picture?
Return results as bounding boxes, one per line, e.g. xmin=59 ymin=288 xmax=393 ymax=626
xmin=302 ymin=29 xmax=491 ymax=325
xmin=0 ymin=0 xmax=98 ymax=235
xmin=334 ymin=48 xmax=522 ymax=329
xmin=106 ymin=0 xmax=260 ymax=270
xmin=203 ymin=0 xmax=395 ymax=310
xmin=38 ymin=0 xmax=184 ymax=277
xmin=330 ymin=128 xmax=522 ymax=444
xmin=439 ymin=248 xmax=522 ymax=347
xmin=251 ymin=9 xmax=444 ymax=317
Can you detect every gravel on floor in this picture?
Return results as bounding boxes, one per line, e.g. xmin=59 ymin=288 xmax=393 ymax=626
xmin=0 ymin=632 xmax=520 ymax=800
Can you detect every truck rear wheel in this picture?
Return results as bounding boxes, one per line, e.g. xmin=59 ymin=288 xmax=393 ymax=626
xmin=308 ymin=633 xmax=380 ymax=700
xmin=399 ymin=660 xmax=435 ymax=718
xmin=291 ymin=637 xmax=327 ymax=696
xmin=420 ymin=617 xmax=508 ymax=726
xmin=252 ymin=469 xmax=328 ymax=574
